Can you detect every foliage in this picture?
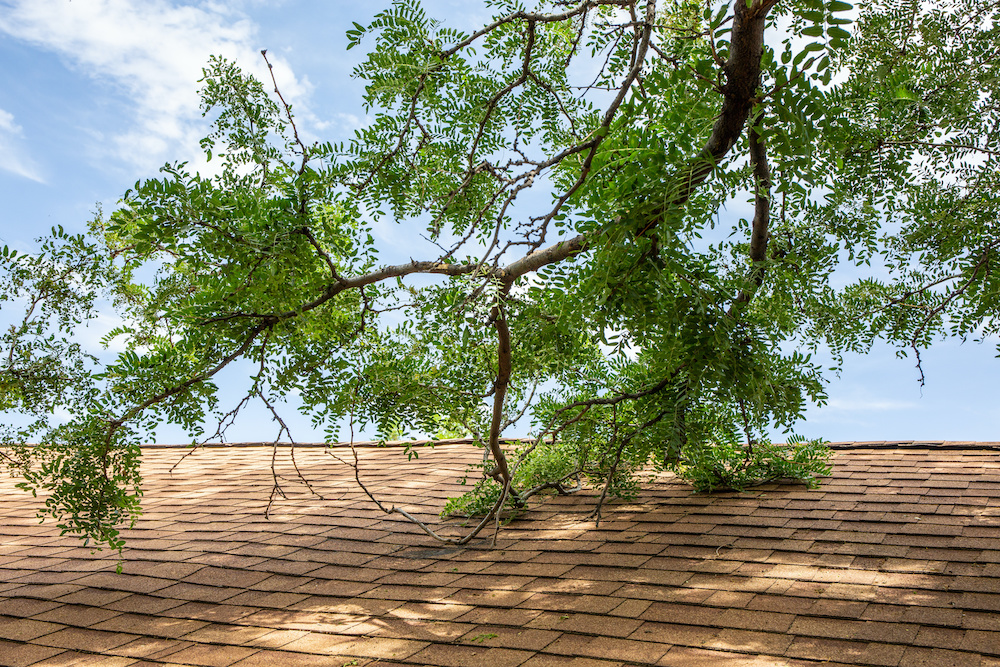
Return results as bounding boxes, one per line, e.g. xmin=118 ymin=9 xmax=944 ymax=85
xmin=442 ymin=438 xmax=584 ymax=519
xmin=677 ymin=434 xmax=832 ymax=493
xmin=2 ymin=0 xmax=998 ymax=548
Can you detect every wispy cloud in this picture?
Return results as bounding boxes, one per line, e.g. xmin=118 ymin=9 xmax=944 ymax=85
xmin=0 ymin=108 xmax=44 ymax=182
xmin=312 ymin=112 xmax=366 ymax=134
xmin=0 ymin=0 xmax=310 ymax=173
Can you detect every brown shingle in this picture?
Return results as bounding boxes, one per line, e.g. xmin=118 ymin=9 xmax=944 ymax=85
xmin=898 ymin=645 xmax=982 ymax=667
xmin=542 ymin=634 xmax=672 ymax=664
xmin=0 ymin=618 xmax=66 ymax=642
xmin=3 ymin=444 xmax=1000 ymax=666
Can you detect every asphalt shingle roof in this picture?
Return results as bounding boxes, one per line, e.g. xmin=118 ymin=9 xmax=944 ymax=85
xmin=2 ymin=442 xmax=1000 ymax=666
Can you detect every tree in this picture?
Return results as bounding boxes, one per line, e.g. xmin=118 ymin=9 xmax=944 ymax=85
xmin=2 ymin=0 xmax=998 ymax=550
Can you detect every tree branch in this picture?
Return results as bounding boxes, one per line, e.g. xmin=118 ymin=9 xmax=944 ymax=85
xmin=730 ymin=106 xmax=771 ymax=312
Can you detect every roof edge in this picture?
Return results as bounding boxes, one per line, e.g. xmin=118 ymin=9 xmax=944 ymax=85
xmin=131 ymin=438 xmax=1000 ymax=450
xmin=826 ymin=440 xmax=1000 ymax=450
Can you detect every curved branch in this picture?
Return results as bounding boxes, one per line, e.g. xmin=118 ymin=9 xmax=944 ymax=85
xmin=486 ymin=296 xmax=514 ymax=484
xmin=730 ymin=106 xmax=771 ymax=312
xmin=637 ymin=0 xmax=774 ymax=236
xmin=909 ymin=247 xmax=995 ymax=386
xmin=526 ymin=0 xmax=658 ymax=248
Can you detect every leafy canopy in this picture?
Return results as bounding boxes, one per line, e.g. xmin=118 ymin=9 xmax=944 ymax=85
xmin=2 ymin=0 xmax=998 ymax=548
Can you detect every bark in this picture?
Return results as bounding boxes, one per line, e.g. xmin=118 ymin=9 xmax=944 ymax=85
xmin=690 ymin=0 xmax=776 ymax=190
xmin=487 ymin=304 xmax=514 ymax=483
xmin=647 ymin=0 xmax=775 ymax=229
xmin=731 ymin=108 xmax=772 ymax=310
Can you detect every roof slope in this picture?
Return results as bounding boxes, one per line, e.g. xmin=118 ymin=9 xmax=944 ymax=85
xmin=1 ymin=443 xmax=1000 ymax=666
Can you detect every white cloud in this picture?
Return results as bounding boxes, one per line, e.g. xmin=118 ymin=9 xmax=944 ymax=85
xmin=0 ymin=108 xmax=44 ymax=182
xmin=0 ymin=109 xmax=19 ymax=134
xmin=0 ymin=0 xmax=310 ymax=173
xmin=74 ymin=311 xmax=134 ymax=355
xmin=312 ymin=112 xmax=366 ymax=134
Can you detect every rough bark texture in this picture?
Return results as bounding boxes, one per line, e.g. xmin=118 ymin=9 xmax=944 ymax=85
xmin=661 ymin=0 xmax=773 ymax=216
xmin=587 ymin=0 xmax=772 ymax=240
xmin=732 ymin=109 xmax=772 ymax=309
xmin=488 ymin=304 xmax=514 ymax=483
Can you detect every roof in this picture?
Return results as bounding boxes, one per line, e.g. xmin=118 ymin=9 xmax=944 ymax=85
xmin=2 ymin=442 xmax=1000 ymax=666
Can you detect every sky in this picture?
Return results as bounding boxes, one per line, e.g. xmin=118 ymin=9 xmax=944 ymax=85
xmin=0 ymin=0 xmax=996 ymax=445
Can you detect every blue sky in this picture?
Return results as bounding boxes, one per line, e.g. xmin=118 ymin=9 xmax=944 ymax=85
xmin=0 ymin=0 xmax=996 ymax=444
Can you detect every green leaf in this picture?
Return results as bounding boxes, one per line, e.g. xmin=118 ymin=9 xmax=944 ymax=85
xmin=827 ymin=25 xmax=852 ymax=40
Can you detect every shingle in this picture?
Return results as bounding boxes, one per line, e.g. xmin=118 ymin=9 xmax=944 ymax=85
xmin=2 ymin=443 xmax=1000 ymax=667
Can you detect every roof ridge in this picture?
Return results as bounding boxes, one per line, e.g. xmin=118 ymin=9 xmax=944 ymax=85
xmin=132 ymin=438 xmax=1000 ymax=450
xmin=826 ymin=440 xmax=1000 ymax=450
